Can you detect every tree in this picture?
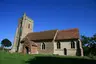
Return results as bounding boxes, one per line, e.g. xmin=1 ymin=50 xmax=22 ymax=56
xmin=1 ymin=38 xmax=12 ymax=50
xmin=81 ymin=35 xmax=90 ymax=47
xmin=81 ymin=35 xmax=90 ymax=56
xmin=81 ymin=33 xmax=96 ymax=56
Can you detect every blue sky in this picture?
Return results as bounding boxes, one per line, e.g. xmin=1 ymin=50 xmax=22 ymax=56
xmin=0 ymin=0 xmax=96 ymax=44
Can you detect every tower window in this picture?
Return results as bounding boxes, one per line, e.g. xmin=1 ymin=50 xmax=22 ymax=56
xmin=28 ymin=24 xmax=30 ymax=28
xmin=71 ymin=41 xmax=75 ymax=48
xmin=41 ymin=43 xmax=45 ymax=50
xmin=57 ymin=41 xmax=61 ymax=49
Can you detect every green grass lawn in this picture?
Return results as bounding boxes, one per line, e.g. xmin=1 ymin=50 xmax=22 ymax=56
xmin=0 ymin=51 xmax=96 ymax=64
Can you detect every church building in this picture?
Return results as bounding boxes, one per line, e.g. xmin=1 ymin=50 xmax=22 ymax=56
xmin=11 ymin=13 xmax=83 ymax=56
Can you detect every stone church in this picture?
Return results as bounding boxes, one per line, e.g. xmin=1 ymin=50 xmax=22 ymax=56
xmin=11 ymin=13 xmax=83 ymax=56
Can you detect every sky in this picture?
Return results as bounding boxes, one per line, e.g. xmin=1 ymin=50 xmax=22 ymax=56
xmin=0 ymin=0 xmax=96 ymax=45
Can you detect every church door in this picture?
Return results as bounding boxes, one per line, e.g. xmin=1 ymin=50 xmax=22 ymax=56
xmin=64 ymin=48 xmax=67 ymax=55
xmin=25 ymin=47 xmax=29 ymax=54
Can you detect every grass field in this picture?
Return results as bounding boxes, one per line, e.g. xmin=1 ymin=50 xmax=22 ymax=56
xmin=0 ymin=51 xmax=96 ymax=64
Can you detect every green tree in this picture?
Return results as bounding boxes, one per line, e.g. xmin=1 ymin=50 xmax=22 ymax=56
xmin=1 ymin=38 xmax=12 ymax=50
xmin=81 ymin=33 xmax=96 ymax=56
xmin=81 ymin=35 xmax=90 ymax=56
xmin=81 ymin=35 xmax=90 ymax=47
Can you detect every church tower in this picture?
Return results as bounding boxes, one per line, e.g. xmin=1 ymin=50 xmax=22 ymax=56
xmin=11 ymin=13 xmax=34 ymax=53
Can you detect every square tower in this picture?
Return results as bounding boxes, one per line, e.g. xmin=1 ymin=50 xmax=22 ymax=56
xmin=11 ymin=13 xmax=34 ymax=53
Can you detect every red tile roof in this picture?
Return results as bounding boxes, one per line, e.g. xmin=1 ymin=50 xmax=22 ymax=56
xmin=56 ymin=28 xmax=79 ymax=40
xmin=23 ymin=28 xmax=79 ymax=41
xmin=25 ymin=30 xmax=57 ymax=41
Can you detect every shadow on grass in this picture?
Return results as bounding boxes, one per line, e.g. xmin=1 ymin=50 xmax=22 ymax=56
xmin=26 ymin=56 xmax=96 ymax=64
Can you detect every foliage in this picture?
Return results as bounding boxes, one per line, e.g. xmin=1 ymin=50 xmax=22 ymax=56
xmin=81 ymin=33 xmax=96 ymax=56
xmin=81 ymin=35 xmax=90 ymax=47
xmin=89 ymin=43 xmax=96 ymax=56
xmin=83 ymin=46 xmax=90 ymax=56
xmin=1 ymin=38 xmax=12 ymax=47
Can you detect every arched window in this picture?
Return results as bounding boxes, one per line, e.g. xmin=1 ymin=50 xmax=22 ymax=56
xmin=71 ymin=41 xmax=75 ymax=48
xmin=57 ymin=41 xmax=61 ymax=49
xmin=28 ymin=24 xmax=30 ymax=28
xmin=42 ymin=43 xmax=45 ymax=49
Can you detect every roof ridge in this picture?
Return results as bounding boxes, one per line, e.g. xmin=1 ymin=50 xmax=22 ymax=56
xmin=31 ymin=29 xmax=58 ymax=33
xmin=59 ymin=28 xmax=79 ymax=31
